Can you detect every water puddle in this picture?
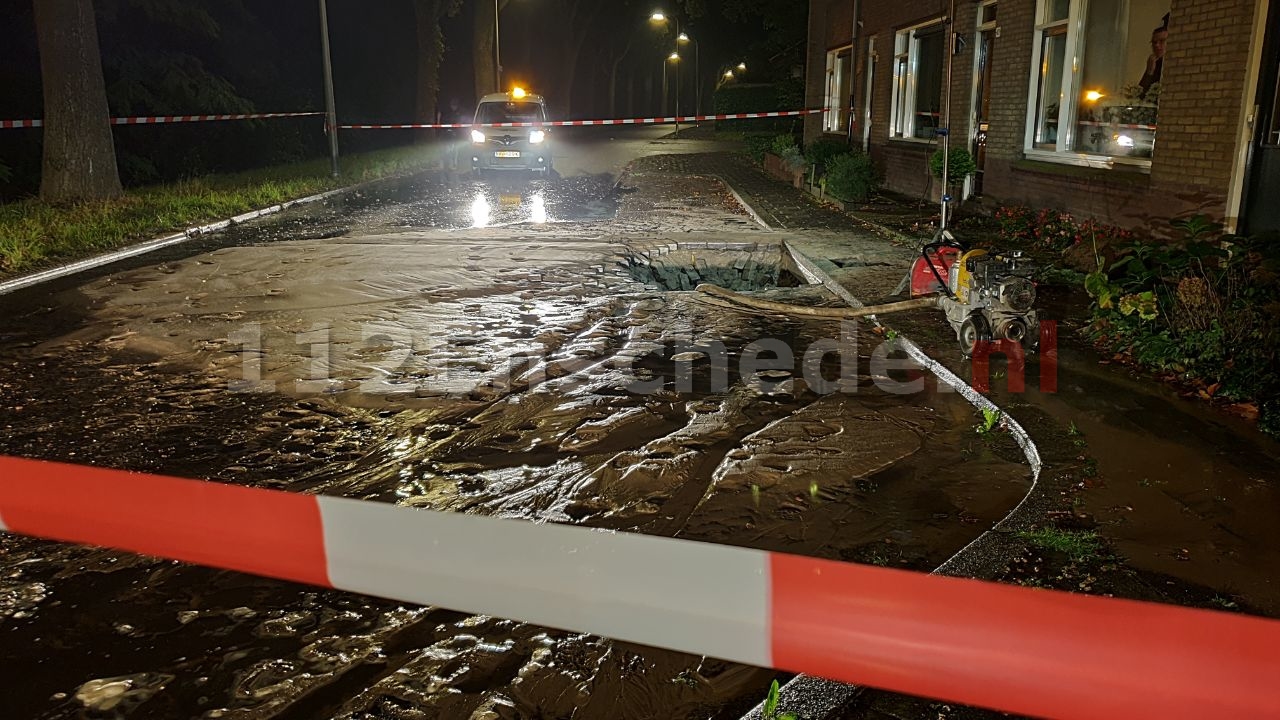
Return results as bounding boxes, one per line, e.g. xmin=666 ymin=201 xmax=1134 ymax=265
xmin=1014 ymin=346 xmax=1280 ymax=614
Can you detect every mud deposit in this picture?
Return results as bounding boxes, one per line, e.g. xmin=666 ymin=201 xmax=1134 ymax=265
xmin=0 ymin=168 xmax=1030 ymax=719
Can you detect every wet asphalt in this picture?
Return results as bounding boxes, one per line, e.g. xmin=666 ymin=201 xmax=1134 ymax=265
xmin=0 ymin=127 xmax=1035 ymax=719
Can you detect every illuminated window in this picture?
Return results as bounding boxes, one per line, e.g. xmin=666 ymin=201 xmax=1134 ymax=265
xmin=891 ymin=20 xmax=945 ymax=140
xmin=825 ymin=46 xmax=853 ymax=134
xmin=1026 ymin=0 xmax=1169 ymax=165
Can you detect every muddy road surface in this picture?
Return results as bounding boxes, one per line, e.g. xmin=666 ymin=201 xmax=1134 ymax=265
xmin=0 ymin=130 xmax=1032 ymax=719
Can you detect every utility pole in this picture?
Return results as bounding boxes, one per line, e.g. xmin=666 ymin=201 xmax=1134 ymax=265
xmin=494 ymin=0 xmax=502 ymax=91
xmin=319 ymin=0 xmax=340 ymax=177
xmin=939 ymin=0 xmax=956 ymax=231
xmin=674 ymin=17 xmax=681 ymax=133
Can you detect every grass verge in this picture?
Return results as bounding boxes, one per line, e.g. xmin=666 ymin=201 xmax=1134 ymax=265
xmin=0 ymin=143 xmax=445 ymax=278
xmin=1018 ymin=527 xmax=1104 ymax=563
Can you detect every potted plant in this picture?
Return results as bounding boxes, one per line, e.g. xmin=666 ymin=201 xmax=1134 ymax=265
xmin=929 ymin=147 xmax=977 ymax=204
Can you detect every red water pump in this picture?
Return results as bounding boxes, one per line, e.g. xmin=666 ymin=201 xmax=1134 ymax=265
xmin=909 ymin=240 xmax=1041 ymax=357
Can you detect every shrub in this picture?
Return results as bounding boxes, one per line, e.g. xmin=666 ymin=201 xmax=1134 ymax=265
xmin=993 ymin=205 xmax=1135 ymax=254
xmin=768 ymin=134 xmax=806 ymax=172
xmin=1084 ymin=220 xmax=1280 ymax=438
xmin=770 ymin=134 xmax=798 ymax=156
xmin=713 ymin=83 xmax=802 ymax=132
xmin=823 ymin=151 xmax=878 ymax=203
xmin=805 ymin=138 xmax=848 ymax=171
xmin=929 ymin=147 xmax=977 ymax=186
xmin=744 ymin=134 xmax=774 ymax=163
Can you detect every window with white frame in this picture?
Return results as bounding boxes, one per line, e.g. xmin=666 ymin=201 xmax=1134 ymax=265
xmin=825 ymin=46 xmax=853 ymax=134
xmin=1027 ymin=0 xmax=1170 ymax=165
xmin=891 ymin=20 xmax=945 ymax=140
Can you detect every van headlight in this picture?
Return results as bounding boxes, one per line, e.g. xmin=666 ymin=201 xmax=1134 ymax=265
xmin=470 ymin=129 xmax=486 ymax=144
xmin=529 ymin=130 xmax=546 ymax=144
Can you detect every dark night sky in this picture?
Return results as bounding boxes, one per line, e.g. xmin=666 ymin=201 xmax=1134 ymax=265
xmin=0 ymin=0 xmax=798 ymax=191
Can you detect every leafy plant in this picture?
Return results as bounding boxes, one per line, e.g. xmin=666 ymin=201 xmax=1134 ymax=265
xmin=994 ymin=205 xmax=1135 ymax=254
xmin=976 ymin=407 xmax=1002 ymax=435
xmin=770 ymin=134 xmax=799 ymax=157
xmin=823 ymin=151 xmax=878 ymax=203
xmin=763 ymin=680 xmax=798 ymax=720
xmin=1118 ymin=291 xmax=1158 ymax=321
xmin=929 ymin=147 xmax=977 ymax=186
xmin=745 ymin=134 xmax=775 ymax=163
xmin=0 ymin=160 xmax=12 ymax=185
xmin=804 ymin=138 xmax=848 ymax=170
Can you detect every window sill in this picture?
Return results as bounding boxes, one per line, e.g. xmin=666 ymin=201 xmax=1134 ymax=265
xmin=1022 ymin=149 xmax=1152 ymax=174
xmin=887 ymin=137 xmax=936 ymax=148
xmin=1011 ymin=157 xmax=1152 ymax=188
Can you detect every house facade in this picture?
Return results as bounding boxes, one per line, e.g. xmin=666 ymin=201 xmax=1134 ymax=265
xmin=804 ymin=0 xmax=1280 ymax=236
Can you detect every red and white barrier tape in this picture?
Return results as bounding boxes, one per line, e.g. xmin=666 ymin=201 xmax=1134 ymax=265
xmin=340 ymin=108 xmax=825 ymax=130
xmin=0 ymin=112 xmax=325 ymax=129
xmin=2 ymin=109 xmax=817 ymax=131
xmin=2 ymin=455 xmax=1275 ymax=720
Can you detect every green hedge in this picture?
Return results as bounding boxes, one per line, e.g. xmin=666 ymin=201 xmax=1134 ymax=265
xmin=713 ymin=81 xmax=804 ymax=133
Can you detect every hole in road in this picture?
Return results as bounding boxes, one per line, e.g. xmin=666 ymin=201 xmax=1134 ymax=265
xmin=623 ymin=242 xmax=805 ymax=292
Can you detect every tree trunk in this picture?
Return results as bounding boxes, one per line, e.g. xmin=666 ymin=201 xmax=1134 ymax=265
xmin=34 ymin=0 xmax=121 ymax=202
xmin=415 ymin=0 xmax=446 ymax=143
xmin=473 ymin=0 xmax=496 ymax=101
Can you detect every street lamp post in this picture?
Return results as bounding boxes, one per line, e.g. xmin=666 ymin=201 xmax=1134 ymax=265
xmin=651 ymin=11 xmax=692 ymax=132
xmin=494 ymin=0 xmax=501 ymax=91
xmin=678 ymin=32 xmax=699 ymax=115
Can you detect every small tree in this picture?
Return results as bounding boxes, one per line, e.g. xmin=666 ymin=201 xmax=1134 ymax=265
xmin=929 ymin=147 xmax=977 ymax=194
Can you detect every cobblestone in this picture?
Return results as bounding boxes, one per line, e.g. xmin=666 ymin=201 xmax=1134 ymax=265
xmin=629 ymin=152 xmax=858 ymax=232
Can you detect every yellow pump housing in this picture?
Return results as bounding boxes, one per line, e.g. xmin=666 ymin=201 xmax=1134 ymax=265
xmin=953 ymin=249 xmax=988 ymax=303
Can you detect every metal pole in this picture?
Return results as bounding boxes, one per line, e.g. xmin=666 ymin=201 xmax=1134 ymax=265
xmin=319 ymin=0 xmax=339 ymax=177
xmin=662 ymin=60 xmax=668 ymax=116
xmin=675 ymin=18 xmax=681 ymax=133
xmin=494 ymin=0 xmax=502 ymax=92
xmin=695 ymin=40 xmax=700 ymax=116
xmin=848 ymin=0 xmax=862 ymax=144
xmin=939 ymin=0 xmax=955 ymax=231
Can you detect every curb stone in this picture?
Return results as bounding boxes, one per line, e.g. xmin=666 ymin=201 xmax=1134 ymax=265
xmin=0 ymin=164 xmax=442 ymax=296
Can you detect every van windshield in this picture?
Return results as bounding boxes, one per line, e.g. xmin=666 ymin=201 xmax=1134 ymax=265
xmin=475 ymin=102 xmax=545 ymax=124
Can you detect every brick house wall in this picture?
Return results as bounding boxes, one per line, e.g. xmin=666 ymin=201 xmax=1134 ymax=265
xmin=804 ymin=0 xmax=854 ymax=142
xmin=805 ymin=0 xmax=1262 ymax=233
xmin=982 ymin=0 xmax=1260 ymax=231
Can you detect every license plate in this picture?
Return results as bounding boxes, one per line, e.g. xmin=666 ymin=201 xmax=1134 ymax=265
xmin=499 ymin=193 xmax=522 ymax=205
xmin=495 ymin=151 xmax=521 ymax=158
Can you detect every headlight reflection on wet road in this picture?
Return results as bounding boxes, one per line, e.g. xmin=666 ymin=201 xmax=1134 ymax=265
xmin=530 ymin=193 xmax=547 ymax=224
xmin=470 ymin=192 xmax=491 ymax=228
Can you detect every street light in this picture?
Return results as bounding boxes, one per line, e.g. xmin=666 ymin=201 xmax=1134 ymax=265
xmin=676 ymin=32 xmax=700 ymax=114
xmin=650 ymin=10 xmax=699 ymax=126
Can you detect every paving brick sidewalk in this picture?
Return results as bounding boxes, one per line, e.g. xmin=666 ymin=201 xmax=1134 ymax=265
xmin=628 ymin=152 xmax=858 ymax=232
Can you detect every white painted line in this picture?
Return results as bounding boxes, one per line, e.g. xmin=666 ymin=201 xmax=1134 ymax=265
xmin=318 ymin=496 xmax=772 ymax=666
